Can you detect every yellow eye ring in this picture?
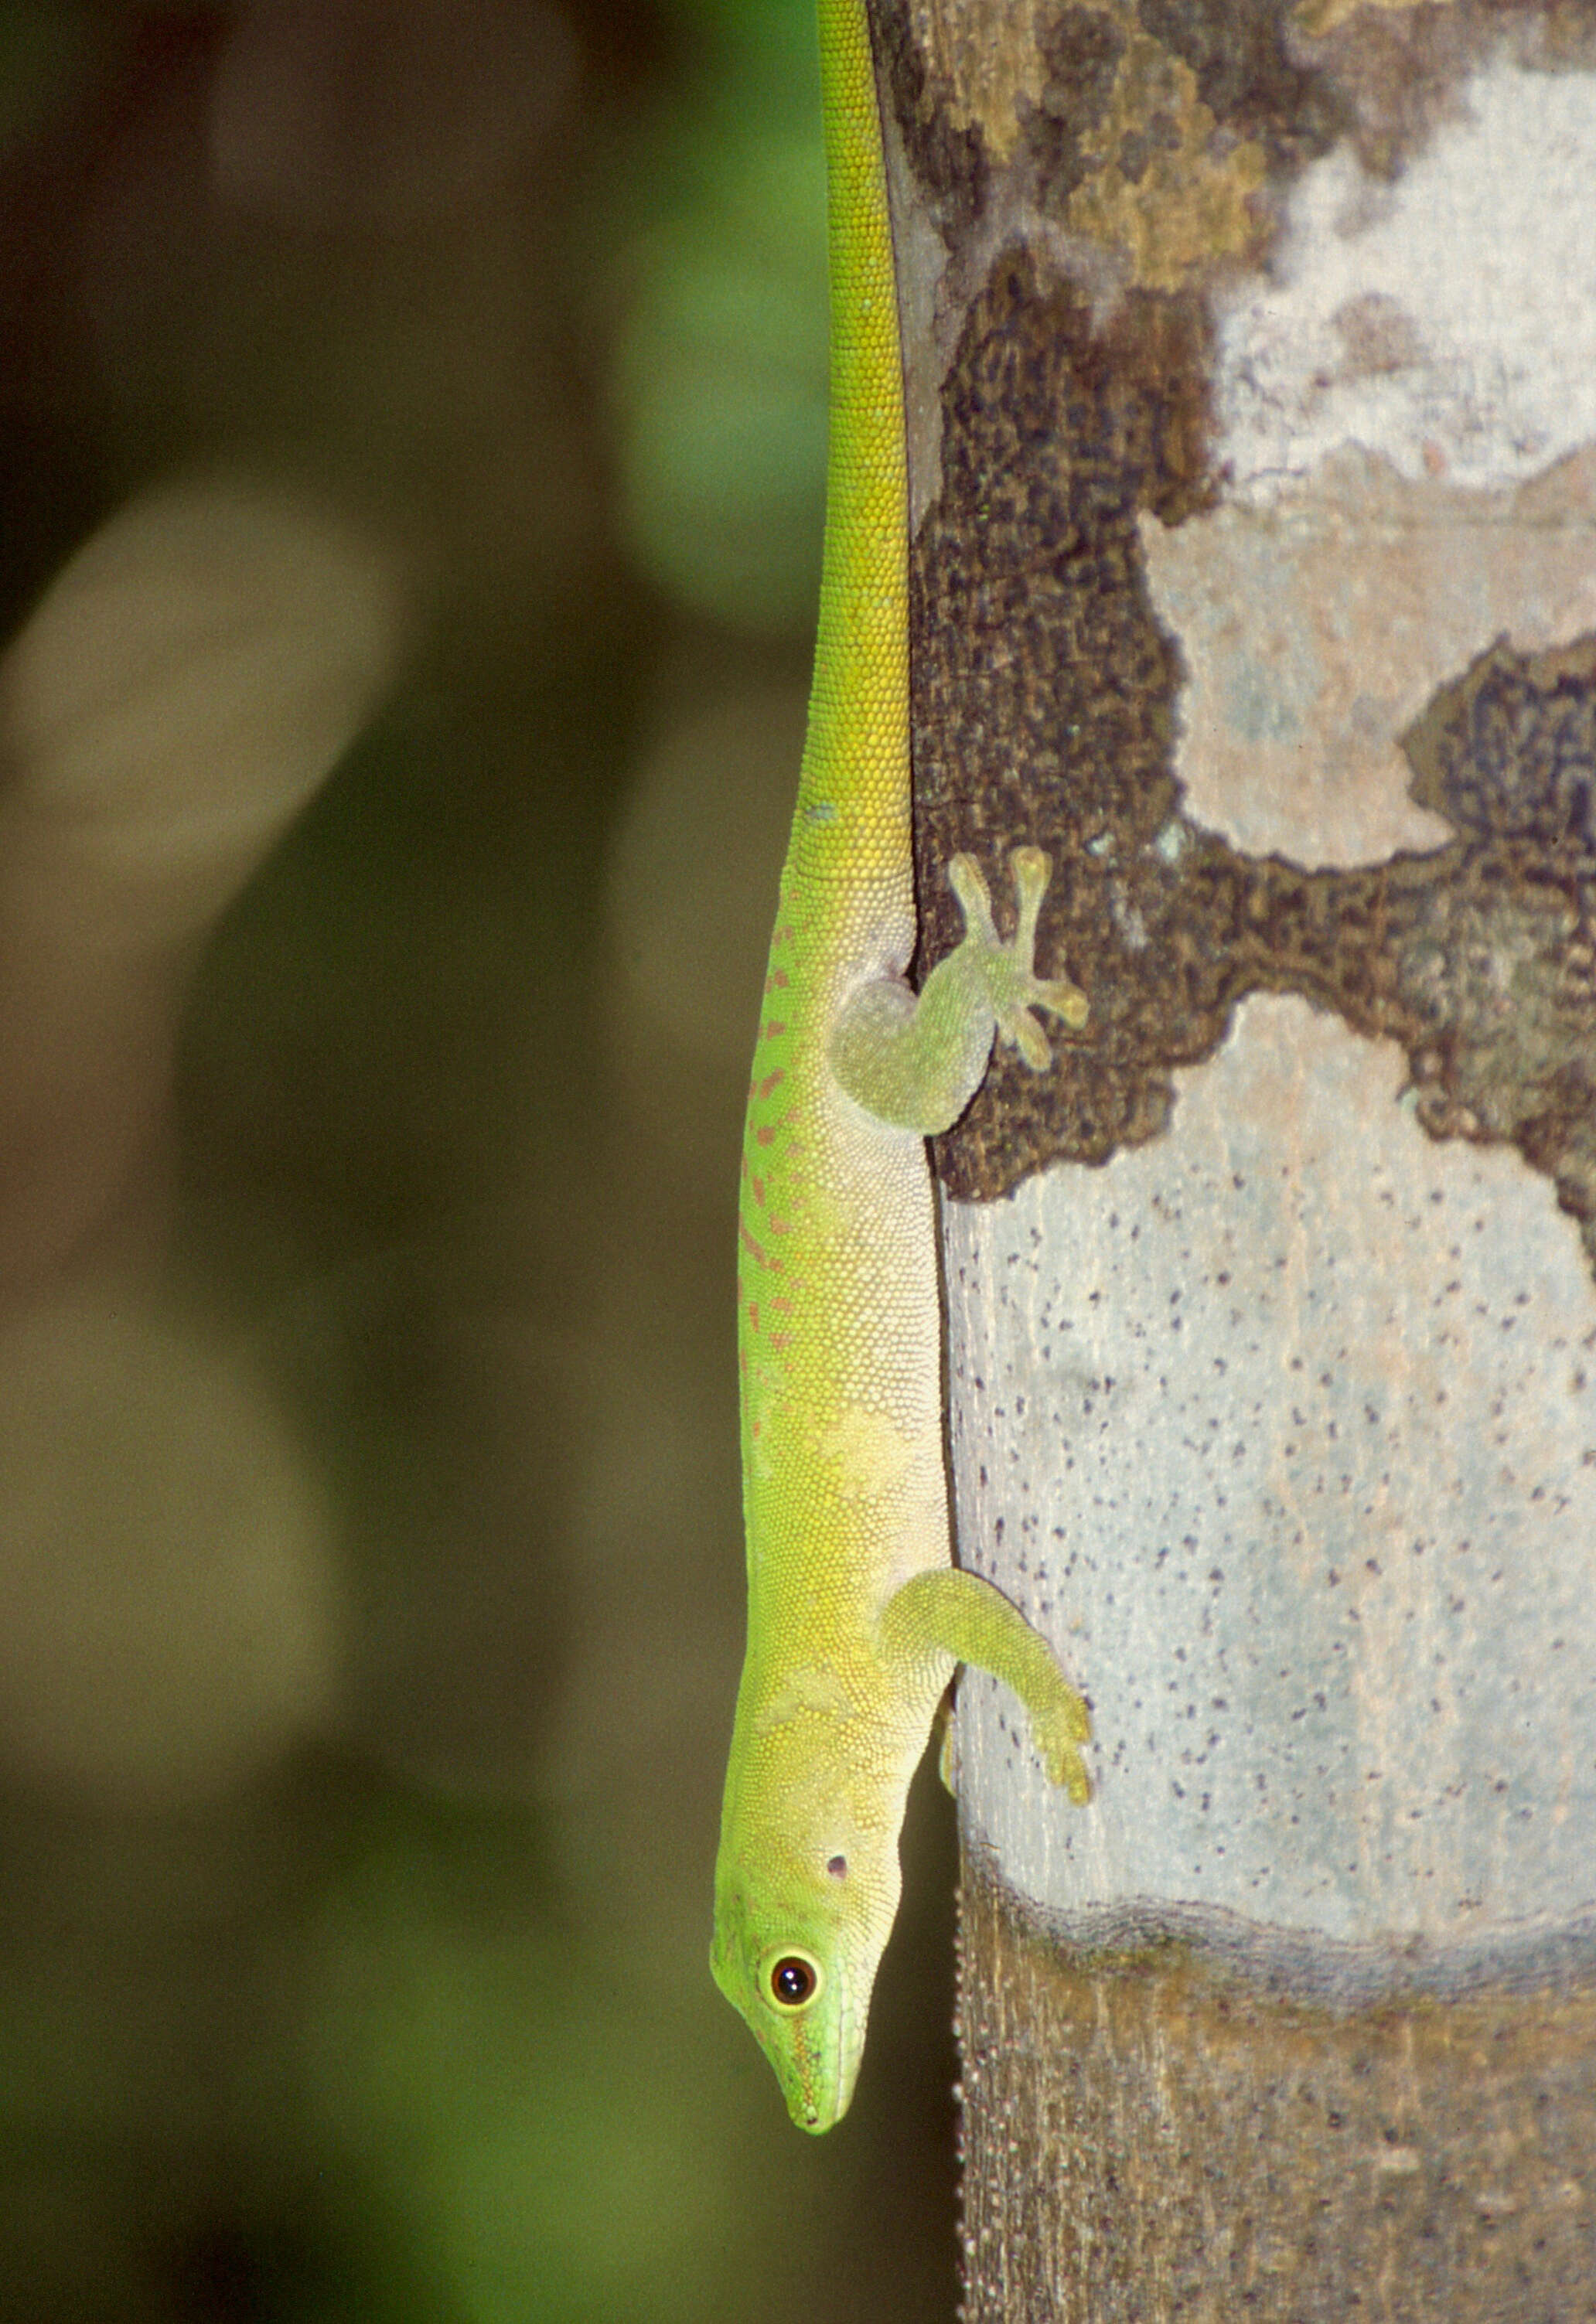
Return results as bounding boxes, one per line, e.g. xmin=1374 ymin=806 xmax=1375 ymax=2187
xmin=764 ymin=1949 xmax=823 ymax=2010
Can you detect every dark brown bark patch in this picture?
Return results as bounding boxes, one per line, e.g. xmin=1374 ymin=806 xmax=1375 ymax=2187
xmin=958 ymin=1854 xmax=1596 ymax=2323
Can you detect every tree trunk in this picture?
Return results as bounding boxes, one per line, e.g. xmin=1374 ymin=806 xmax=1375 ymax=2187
xmin=885 ymin=0 xmax=1596 ymax=2312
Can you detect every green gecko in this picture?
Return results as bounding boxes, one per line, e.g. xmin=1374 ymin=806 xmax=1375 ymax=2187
xmin=709 ymin=0 xmax=1093 ymax=2133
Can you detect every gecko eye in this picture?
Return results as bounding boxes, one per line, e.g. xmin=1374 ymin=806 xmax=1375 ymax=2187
xmin=826 ymin=1854 xmax=847 ymax=1879
xmin=768 ymin=1952 xmax=821 ymax=2009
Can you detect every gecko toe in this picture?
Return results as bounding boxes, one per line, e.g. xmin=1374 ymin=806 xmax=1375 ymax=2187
xmin=1035 ymin=974 xmax=1089 ymax=1032
xmin=1009 ymin=1010 xmax=1054 ymax=1072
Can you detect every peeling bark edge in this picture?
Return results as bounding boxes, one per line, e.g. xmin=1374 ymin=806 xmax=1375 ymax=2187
xmin=963 ymin=1838 xmax=1596 ymax=2009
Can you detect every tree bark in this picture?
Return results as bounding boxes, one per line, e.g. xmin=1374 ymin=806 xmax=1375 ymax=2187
xmin=884 ymin=0 xmax=1596 ymax=2312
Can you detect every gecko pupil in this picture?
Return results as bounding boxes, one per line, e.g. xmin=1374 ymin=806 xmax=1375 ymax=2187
xmin=772 ymin=1957 xmax=816 ymax=2005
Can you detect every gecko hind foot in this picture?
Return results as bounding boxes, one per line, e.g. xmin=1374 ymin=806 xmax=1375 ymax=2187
xmin=1032 ymin=1684 xmax=1093 ymax=1804
xmin=947 ymin=847 xmax=1089 ymax=1072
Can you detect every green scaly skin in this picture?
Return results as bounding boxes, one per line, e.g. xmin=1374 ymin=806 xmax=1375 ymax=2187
xmin=709 ymin=0 xmax=1093 ymax=2134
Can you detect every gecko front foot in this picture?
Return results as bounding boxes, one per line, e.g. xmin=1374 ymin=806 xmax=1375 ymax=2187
xmin=947 ymin=847 xmax=1088 ymax=1072
xmin=1029 ymin=1682 xmax=1093 ymax=1805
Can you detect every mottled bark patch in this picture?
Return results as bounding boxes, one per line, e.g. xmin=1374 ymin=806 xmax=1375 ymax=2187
xmin=891 ymin=0 xmax=1596 ymax=1265
xmin=916 ymin=256 xmax=1596 ymax=1274
xmin=1396 ymin=637 xmax=1596 ymax=1232
xmin=1298 ymin=0 xmax=1596 ymax=175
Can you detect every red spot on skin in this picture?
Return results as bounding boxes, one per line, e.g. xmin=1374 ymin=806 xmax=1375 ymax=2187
xmin=768 ymin=1214 xmax=792 ymax=1235
xmin=769 ymin=1333 xmax=792 ymax=1353
xmin=755 ymin=1125 xmax=776 ymax=1147
xmin=751 ymin=1175 xmax=766 ymax=1208
xmin=765 ymin=1021 xmax=787 ymax=1040
xmin=739 ymin=1222 xmax=781 ymax=1271
xmin=758 ymin=1069 xmax=786 ymax=1101
xmin=747 ymin=1302 xmax=759 ymax=1333
xmin=768 ymin=967 xmax=790 ymax=990
xmin=771 ymin=1294 xmax=793 ymax=1314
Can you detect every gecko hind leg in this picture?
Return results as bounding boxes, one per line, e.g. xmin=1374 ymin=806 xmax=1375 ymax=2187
xmin=830 ymin=845 xmax=1089 ymax=1134
xmin=948 ymin=847 xmax=1088 ymax=1072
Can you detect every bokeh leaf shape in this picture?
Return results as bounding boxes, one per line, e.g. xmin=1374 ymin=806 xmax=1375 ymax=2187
xmin=0 ymin=0 xmax=97 ymax=160
xmin=301 ymin=1818 xmax=742 ymax=2324
xmin=0 ymin=1297 xmax=339 ymax=1804
xmin=610 ymin=127 xmax=827 ymax=636
xmin=0 ymin=475 xmax=401 ymax=1280
xmin=0 ymin=475 xmax=402 ymax=940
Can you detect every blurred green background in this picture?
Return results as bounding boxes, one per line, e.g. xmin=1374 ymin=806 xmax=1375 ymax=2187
xmin=0 ymin=2 xmax=963 ymax=2318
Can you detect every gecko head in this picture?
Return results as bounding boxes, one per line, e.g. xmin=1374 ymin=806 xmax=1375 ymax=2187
xmin=710 ymin=1838 xmax=899 ymax=2133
